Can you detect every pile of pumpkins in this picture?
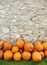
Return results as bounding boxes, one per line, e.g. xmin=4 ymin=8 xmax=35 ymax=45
xmin=0 ymin=39 xmax=47 ymax=62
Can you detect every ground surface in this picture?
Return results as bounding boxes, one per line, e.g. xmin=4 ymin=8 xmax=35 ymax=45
xmin=0 ymin=0 xmax=47 ymax=43
xmin=0 ymin=58 xmax=47 ymax=65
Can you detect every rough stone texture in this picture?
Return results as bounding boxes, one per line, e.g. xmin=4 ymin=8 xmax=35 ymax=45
xmin=0 ymin=0 xmax=47 ymax=44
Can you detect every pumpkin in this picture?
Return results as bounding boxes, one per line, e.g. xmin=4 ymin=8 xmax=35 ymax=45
xmin=16 ymin=39 xmax=24 ymax=48
xmin=4 ymin=41 xmax=12 ymax=50
xmin=42 ymin=42 xmax=47 ymax=50
xmin=0 ymin=50 xmax=3 ymax=59
xmin=12 ymin=46 xmax=19 ymax=53
xmin=0 ymin=40 xmax=5 ymax=49
xmin=22 ymin=51 xmax=31 ymax=60
xmin=32 ymin=51 xmax=42 ymax=62
xmin=35 ymin=41 xmax=43 ymax=51
xmin=44 ymin=50 xmax=47 ymax=57
xmin=24 ymin=42 xmax=34 ymax=52
xmin=4 ymin=50 xmax=13 ymax=60
xmin=39 ymin=51 xmax=44 ymax=58
xmin=13 ymin=52 xmax=21 ymax=61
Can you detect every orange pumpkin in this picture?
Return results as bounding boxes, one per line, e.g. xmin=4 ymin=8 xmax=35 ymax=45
xmin=0 ymin=40 xmax=5 ymax=48
xmin=35 ymin=41 xmax=43 ymax=51
xmin=39 ymin=51 xmax=44 ymax=58
xmin=22 ymin=51 xmax=31 ymax=60
xmin=24 ymin=42 xmax=34 ymax=52
xmin=4 ymin=41 xmax=12 ymax=50
xmin=0 ymin=50 xmax=3 ymax=59
xmin=4 ymin=50 xmax=13 ymax=60
xmin=44 ymin=50 xmax=47 ymax=57
xmin=32 ymin=51 xmax=42 ymax=62
xmin=42 ymin=42 xmax=47 ymax=50
xmin=13 ymin=52 xmax=21 ymax=61
xmin=16 ymin=39 xmax=24 ymax=48
xmin=12 ymin=46 xmax=19 ymax=53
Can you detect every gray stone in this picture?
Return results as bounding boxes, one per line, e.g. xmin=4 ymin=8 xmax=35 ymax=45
xmin=0 ymin=0 xmax=47 ymax=44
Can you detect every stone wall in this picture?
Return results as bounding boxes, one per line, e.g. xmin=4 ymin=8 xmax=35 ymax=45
xmin=0 ymin=0 xmax=47 ymax=44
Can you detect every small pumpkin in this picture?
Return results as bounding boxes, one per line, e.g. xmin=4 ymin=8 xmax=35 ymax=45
xmin=0 ymin=40 xmax=5 ymax=49
xmin=4 ymin=41 xmax=12 ymax=50
xmin=35 ymin=41 xmax=43 ymax=51
xmin=39 ymin=51 xmax=44 ymax=58
xmin=4 ymin=50 xmax=13 ymax=60
xmin=42 ymin=42 xmax=47 ymax=50
xmin=24 ymin=42 xmax=34 ymax=52
xmin=13 ymin=52 xmax=21 ymax=61
xmin=12 ymin=46 xmax=19 ymax=53
xmin=22 ymin=51 xmax=31 ymax=60
xmin=32 ymin=51 xmax=42 ymax=62
xmin=44 ymin=50 xmax=47 ymax=57
xmin=16 ymin=39 xmax=24 ymax=48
